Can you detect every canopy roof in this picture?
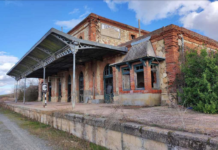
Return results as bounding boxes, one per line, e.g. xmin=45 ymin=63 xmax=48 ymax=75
xmin=7 ymin=28 xmax=127 ymax=80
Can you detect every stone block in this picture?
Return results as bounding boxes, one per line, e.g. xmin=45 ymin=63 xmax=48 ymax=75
xmin=121 ymin=122 xmax=143 ymax=137
xmin=144 ymin=139 xmax=168 ymax=150
xmin=123 ymin=133 xmax=143 ymax=150
xmin=74 ymin=122 xmax=83 ymax=138
xmin=84 ymin=124 xmax=93 ymax=142
xmin=96 ymin=127 xmax=106 ymax=147
xmin=56 ymin=118 xmax=62 ymax=130
xmin=62 ymin=119 xmax=70 ymax=132
xmin=106 ymin=130 xmax=122 ymax=150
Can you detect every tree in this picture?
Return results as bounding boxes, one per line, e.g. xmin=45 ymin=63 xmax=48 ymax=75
xmin=179 ymin=49 xmax=218 ymax=114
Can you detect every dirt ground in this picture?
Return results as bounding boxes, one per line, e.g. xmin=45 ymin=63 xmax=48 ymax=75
xmin=4 ymin=100 xmax=218 ymax=138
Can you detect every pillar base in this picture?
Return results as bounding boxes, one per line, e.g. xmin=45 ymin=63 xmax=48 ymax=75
xmin=61 ymin=96 xmax=68 ymax=103
xmin=51 ymin=97 xmax=58 ymax=102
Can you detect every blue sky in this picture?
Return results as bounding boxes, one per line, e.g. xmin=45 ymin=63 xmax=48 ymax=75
xmin=0 ymin=0 xmax=218 ymax=94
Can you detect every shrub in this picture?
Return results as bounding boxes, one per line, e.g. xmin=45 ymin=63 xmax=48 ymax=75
xmin=179 ymin=49 xmax=218 ymax=114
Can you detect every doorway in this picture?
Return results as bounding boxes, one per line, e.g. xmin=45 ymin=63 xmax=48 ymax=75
xmin=58 ymin=78 xmax=61 ymax=102
xmin=48 ymin=82 xmax=51 ymax=102
xmin=104 ymin=65 xmax=113 ymax=103
xmin=68 ymin=75 xmax=71 ymax=102
xmin=79 ymin=72 xmax=84 ymax=103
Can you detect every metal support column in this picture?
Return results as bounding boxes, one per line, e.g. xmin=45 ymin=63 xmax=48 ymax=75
xmin=70 ymin=43 xmax=78 ymax=108
xmin=43 ymin=66 xmax=47 ymax=107
xmin=15 ymin=80 xmax=18 ymax=103
xmin=23 ymin=77 xmax=26 ymax=104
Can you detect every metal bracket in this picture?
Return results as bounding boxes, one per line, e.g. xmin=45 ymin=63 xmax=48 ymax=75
xmin=140 ymin=59 xmax=146 ymax=67
xmin=126 ymin=62 xmax=132 ymax=70
xmin=27 ymin=56 xmax=41 ymax=62
xmin=36 ymin=47 xmax=52 ymax=56
xmin=149 ymin=58 xmax=155 ymax=66
xmin=115 ymin=65 xmax=120 ymax=72
xmin=69 ymin=43 xmax=79 ymax=54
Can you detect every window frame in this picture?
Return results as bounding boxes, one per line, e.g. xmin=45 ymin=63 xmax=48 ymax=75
xmin=151 ymin=64 xmax=160 ymax=89
xmin=134 ymin=63 xmax=145 ymax=90
xmin=122 ymin=67 xmax=131 ymax=91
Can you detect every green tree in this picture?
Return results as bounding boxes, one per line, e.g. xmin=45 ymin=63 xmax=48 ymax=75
xmin=179 ymin=49 xmax=218 ymax=114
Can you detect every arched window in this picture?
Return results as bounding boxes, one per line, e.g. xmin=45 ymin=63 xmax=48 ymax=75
xmin=79 ymin=36 xmax=83 ymax=39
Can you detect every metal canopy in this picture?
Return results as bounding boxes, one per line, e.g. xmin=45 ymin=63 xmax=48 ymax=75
xmin=7 ymin=28 xmax=127 ymax=80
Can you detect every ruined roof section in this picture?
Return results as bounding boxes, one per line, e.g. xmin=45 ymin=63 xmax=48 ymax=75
xmin=123 ymin=40 xmax=155 ymax=62
xmin=119 ymin=24 xmax=218 ymax=49
xmin=67 ymin=13 xmax=149 ymax=35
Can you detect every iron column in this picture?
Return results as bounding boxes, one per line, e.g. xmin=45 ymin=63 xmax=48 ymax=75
xmin=43 ymin=66 xmax=47 ymax=107
xmin=69 ymin=43 xmax=78 ymax=108
xmin=23 ymin=77 xmax=26 ymax=104
xmin=15 ymin=80 xmax=18 ymax=103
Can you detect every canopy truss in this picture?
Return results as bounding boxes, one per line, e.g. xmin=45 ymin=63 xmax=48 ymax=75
xmin=7 ymin=28 xmax=127 ymax=80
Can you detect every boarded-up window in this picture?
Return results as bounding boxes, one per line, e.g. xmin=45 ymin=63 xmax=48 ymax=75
xmin=122 ymin=67 xmax=130 ymax=90
xmin=134 ymin=64 xmax=144 ymax=89
xmin=151 ymin=65 xmax=159 ymax=89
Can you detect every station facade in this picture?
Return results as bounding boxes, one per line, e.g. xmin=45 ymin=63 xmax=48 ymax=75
xmin=15 ymin=13 xmax=218 ymax=106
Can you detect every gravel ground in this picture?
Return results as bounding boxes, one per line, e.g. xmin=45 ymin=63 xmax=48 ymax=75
xmin=0 ymin=113 xmax=52 ymax=150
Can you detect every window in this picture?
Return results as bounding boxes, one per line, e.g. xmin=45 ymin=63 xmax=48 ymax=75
xmin=79 ymin=36 xmax=83 ymax=39
xmin=122 ymin=67 xmax=131 ymax=90
xmin=151 ymin=65 xmax=159 ymax=89
xmin=134 ymin=64 xmax=144 ymax=89
xmin=131 ymin=34 xmax=135 ymax=39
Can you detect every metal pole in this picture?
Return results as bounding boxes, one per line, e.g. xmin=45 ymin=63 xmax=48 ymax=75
xmin=15 ymin=80 xmax=18 ymax=103
xmin=43 ymin=66 xmax=47 ymax=107
xmin=72 ymin=51 xmax=76 ymax=108
xmin=23 ymin=77 xmax=26 ymax=104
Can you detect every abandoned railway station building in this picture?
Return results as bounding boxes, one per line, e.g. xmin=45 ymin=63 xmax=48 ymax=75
xmin=7 ymin=13 xmax=218 ymax=106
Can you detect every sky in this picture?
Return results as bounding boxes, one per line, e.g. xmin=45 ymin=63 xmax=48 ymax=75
xmin=0 ymin=0 xmax=218 ymax=95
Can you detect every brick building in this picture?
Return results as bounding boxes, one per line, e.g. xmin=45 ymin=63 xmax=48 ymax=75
xmin=7 ymin=13 xmax=218 ymax=106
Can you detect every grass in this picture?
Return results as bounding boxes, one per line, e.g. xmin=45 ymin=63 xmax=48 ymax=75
xmin=0 ymin=107 xmax=108 ymax=150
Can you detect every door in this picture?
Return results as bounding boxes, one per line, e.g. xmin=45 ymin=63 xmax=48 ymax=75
xmin=104 ymin=65 xmax=113 ymax=103
xmin=48 ymin=82 xmax=51 ymax=102
xmin=79 ymin=72 xmax=84 ymax=103
xmin=68 ymin=75 xmax=71 ymax=102
xmin=58 ymin=78 xmax=61 ymax=102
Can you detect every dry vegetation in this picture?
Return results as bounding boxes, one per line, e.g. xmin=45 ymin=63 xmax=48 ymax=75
xmin=0 ymin=106 xmax=107 ymax=150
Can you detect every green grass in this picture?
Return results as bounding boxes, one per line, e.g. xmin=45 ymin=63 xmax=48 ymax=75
xmin=0 ymin=107 xmax=108 ymax=150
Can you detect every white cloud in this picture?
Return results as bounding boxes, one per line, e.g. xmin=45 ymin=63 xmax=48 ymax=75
xmin=104 ymin=0 xmax=218 ymax=40
xmin=55 ymin=6 xmax=91 ymax=30
xmin=181 ymin=1 xmax=218 ymax=41
xmin=55 ymin=18 xmax=83 ymax=30
xmin=69 ymin=8 xmax=80 ymax=14
xmin=0 ymin=52 xmax=18 ymax=94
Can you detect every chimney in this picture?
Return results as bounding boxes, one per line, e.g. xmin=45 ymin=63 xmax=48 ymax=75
xmin=61 ymin=27 xmax=63 ymax=32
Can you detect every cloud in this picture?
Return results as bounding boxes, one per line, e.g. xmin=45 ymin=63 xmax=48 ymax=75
xmin=55 ymin=18 xmax=83 ymax=30
xmin=69 ymin=8 xmax=80 ymax=14
xmin=105 ymin=0 xmax=209 ymax=24
xmin=55 ymin=6 xmax=91 ymax=29
xmin=0 ymin=52 xmax=18 ymax=94
xmin=181 ymin=1 xmax=218 ymax=41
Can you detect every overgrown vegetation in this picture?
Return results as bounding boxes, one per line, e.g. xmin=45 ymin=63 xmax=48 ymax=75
xmin=177 ymin=49 xmax=218 ymax=114
xmin=0 ymin=107 xmax=107 ymax=150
